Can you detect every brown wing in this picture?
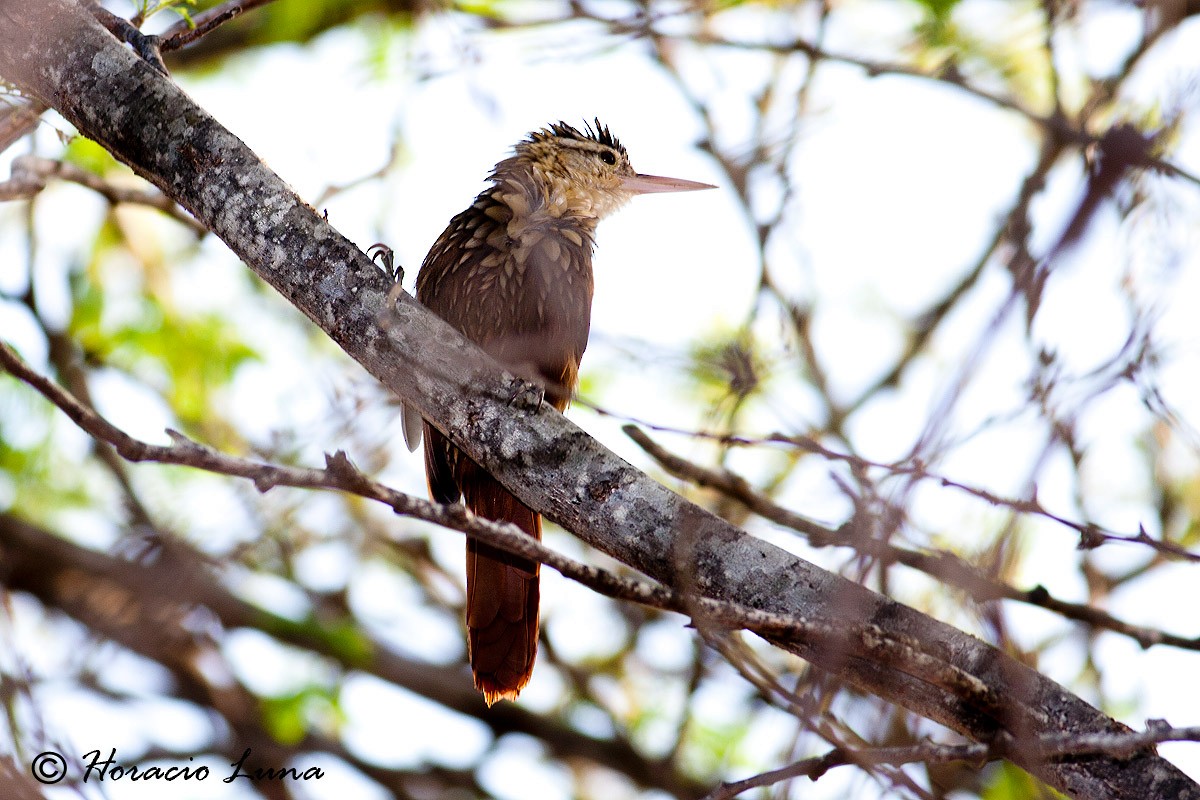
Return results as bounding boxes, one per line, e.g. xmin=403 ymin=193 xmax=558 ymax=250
xmin=417 ymin=195 xmax=595 ymax=406
xmin=413 ymin=191 xmax=595 ymax=704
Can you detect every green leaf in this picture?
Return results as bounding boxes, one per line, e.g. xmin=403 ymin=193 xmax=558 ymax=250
xmin=63 ymin=137 xmax=122 ymax=176
xmin=260 ymin=684 xmax=345 ymax=744
xmin=135 ymin=0 xmax=196 ymax=25
xmin=911 ymin=0 xmax=963 ymax=21
xmin=67 ymin=260 xmax=260 ymax=445
xmin=0 ymin=376 xmax=97 ymax=521
xmin=981 ymin=762 xmax=1069 ymax=800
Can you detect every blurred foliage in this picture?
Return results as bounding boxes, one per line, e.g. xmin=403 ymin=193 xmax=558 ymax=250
xmin=3 ymin=1 xmax=1200 ymax=799
xmin=907 ymin=0 xmax=1053 ymax=109
xmin=62 ymin=136 xmax=122 ymax=176
xmin=68 ymin=226 xmax=259 ymax=442
xmin=685 ymin=326 xmax=770 ymax=427
xmin=167 ymin=0 xmax=428 ymax=69
xmin=981 ymin=762 xmax=1069 ymax=800
xmin=135 ymin=0 xmax=196 ymax=27
xmin=0 ymin=378 xmax=95 ymax=521
xmin=261 ymin=684 xmax=346 ymax=744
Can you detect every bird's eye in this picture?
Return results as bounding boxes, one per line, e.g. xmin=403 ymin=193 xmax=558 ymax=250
xmin=598 ymin=151 xmax=617 ymax=165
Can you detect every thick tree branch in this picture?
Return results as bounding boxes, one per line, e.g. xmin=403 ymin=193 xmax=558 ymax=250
xmin=0 ymin=2 xmax=1195 ymax=797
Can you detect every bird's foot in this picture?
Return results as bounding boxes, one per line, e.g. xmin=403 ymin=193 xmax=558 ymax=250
xmin=368 ymin=242 xmax=404 ymax=284
xmin=507 ymin=377 xmax=545 ymax=412
xmin=89 ymin=4 xmax=169 ymax=75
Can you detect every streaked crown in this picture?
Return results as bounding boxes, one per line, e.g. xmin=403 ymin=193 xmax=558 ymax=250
xmin=489 ymin=118 xmax=715 ymax=222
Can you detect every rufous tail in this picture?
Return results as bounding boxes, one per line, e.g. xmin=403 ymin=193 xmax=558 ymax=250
xmin=461 ymin=474 xmax=541 ymax=705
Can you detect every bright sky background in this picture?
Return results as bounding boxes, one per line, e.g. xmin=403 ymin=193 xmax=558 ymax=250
xmin=5 ymin=1 xmax=1200 ymax=798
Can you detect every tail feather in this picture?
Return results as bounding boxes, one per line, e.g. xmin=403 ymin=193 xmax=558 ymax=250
xmin=461 ymin=472 xmax=541 ymax=705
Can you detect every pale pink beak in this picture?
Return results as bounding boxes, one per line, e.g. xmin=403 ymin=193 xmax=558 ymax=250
xmin=620 ymin=173 xmax=716 ymax=195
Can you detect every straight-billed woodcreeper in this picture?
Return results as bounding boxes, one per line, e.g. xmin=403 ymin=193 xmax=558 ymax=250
xmin=404 ymin=120 xmax=713 ymax=704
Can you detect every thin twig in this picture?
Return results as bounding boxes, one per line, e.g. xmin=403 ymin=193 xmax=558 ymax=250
xmin=625 ymin=424 xmax=1200 ymax=651
xmin=0 ymin=154 xmax=206 ymax=235
xmin=705 ymin=722 xmax=1200 ymax=799
xmin=159 ymin=0 xmax=281 ymax=52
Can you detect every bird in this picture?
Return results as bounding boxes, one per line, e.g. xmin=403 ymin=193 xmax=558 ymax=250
xmin=404 ymin=119 xmax=713 ymax=705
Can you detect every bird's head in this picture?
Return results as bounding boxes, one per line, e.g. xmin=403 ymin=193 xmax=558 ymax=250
xmin=496 ymin=119 xmax=714 ymax=221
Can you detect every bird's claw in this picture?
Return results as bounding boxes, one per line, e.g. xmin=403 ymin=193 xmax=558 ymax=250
xmin=508 ymin=378 xmax=545 ymax=412
xmin=368 ymin=242 xmax=404 ymax=284
xmin=89 ymin=4 xmax=169 ymax=76
xmin=134 ymin=34 xmax=168 ymax=75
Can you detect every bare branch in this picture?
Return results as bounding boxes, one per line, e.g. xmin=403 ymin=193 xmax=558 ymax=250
xmin=0 ymin=94 xmax=46 ymax=156
xmin=4 ymin=336 xmax=1154 ymax=788
xmin=0 ymin=153 xmax=207 ymax=233
xmin=625 ymin=423 xmax=1200 ymax=651
xmin=707 ymin=721 xmax=1200 ymax=800
xmin=159 ymin=0 xmax=280 ymax=53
